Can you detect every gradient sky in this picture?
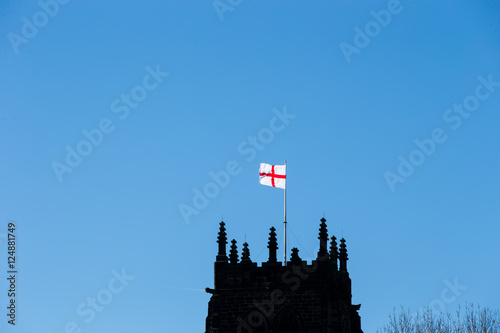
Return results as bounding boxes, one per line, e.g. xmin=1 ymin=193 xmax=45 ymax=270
xmin=1 ymin=0 xmax=500 ymax=332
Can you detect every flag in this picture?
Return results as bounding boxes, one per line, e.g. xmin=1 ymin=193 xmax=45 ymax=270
xmin=259 ymin=163 xmax=286 ymax=189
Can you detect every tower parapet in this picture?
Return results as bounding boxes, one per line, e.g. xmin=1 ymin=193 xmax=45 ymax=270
xmin=206 ymin=218 xmax=363 ymax=333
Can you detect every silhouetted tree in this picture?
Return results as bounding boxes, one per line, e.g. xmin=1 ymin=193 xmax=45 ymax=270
xmin=377 ymin=304 xmax=500 ymax=333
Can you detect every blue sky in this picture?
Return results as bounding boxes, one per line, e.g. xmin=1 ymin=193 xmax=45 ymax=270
xmin=1 ymin=0 xmax=500 ymax=332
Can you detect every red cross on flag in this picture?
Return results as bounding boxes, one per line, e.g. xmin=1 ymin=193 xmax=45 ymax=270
xmin=259 ymin=163 xmax=286 ymax=189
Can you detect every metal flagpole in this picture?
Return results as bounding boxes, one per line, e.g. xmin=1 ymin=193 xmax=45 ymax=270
xmin=284 ymin=160 xmax=287 ymax=264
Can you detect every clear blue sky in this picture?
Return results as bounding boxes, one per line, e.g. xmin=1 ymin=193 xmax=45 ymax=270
xmin=1 ymin=0 xmax=500 ymax=332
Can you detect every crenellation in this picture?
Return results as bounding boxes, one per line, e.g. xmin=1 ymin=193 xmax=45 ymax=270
xmin=206 ymin=217 xmax=363 ymax=333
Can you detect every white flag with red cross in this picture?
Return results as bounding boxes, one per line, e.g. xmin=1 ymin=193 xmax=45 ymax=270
xmin=259 ymin=163 xmax=286 ymax=189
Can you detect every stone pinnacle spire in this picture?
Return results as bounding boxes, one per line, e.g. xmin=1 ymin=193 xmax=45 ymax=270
xmin=318 ymin=217 xmax=329 ymax=258
xmin=339 ymin=238 xmax=348 ymax=272
xmin=229 ymin=239 xmax=238 ymax=264
xmin=241 ymin=242 xmax=251 ymax=262
xmin=290 ymin=247 xmax=302 ymax=264
xmin=268 ymin=227 xmax=278 ymax=263
xmin=216 ymin=221 xmax=228 ymax=262
xmin=330 ymin=235 xmax=339 ymax=270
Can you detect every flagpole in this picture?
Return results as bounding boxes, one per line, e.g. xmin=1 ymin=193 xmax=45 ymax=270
xmin=284 ymin=160 xmax=287 ymax=264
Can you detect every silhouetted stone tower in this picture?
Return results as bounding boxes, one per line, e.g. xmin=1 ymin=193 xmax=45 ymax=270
xmin=205 ymin=218 xmax=363 ymax=333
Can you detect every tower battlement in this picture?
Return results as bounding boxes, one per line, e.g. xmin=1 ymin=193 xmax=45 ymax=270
xmin=205 ymin=218 xmax=363 ymax=333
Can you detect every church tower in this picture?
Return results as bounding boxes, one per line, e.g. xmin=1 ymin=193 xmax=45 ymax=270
xmin=205 ymin=218 xmax=363 ymax=333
